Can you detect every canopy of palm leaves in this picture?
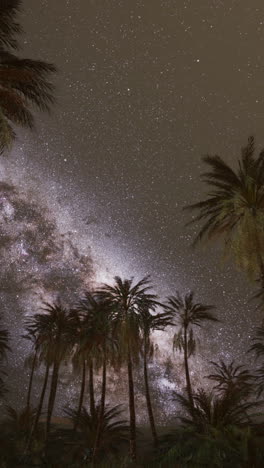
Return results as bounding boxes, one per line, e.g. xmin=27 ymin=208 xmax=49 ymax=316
xmin=185 ymin=136 xmax=264 ymax=279
xmin=165 ymin=291 xmax=217 ymax=356
xmin=74 ymin=291 xmax=116 ymax=366
xmin=97 ymin=276 xmax=159 ymax=357
xmin=207 ymin=360 xmax=254 ymax=398
xmin=25 ymin=302 xmax=77 ymax=365
xmin=0 ymin=1 xmax=21 ymax=50
xmin=0 ymin=0 xmax=56 ymax=153
xmin=139 ymin=307 xmax=174 ymax=361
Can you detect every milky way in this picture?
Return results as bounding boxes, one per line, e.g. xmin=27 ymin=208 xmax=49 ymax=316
xmin=1 ymin=0 xmax=264 ymax=421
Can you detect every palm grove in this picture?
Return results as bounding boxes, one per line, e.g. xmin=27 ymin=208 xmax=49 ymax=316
xmin=1 ymin=1 xmax=264 ymax=467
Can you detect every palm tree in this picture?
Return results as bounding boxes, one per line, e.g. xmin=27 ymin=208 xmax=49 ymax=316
xmin=185 ymin=136 xmax=264 ymax=284
xmin=0 ymin=1 xmax=56 ymax=153
xmin=97 ymin=275 xmax=159 ymax=463
xmin=75 ymin=291 xmax=117 ymax=466
xmin=25 ymin=303 xmax=77 ymax=437
xmin=165 ymin=291 xmax=218 ymax=411
xmin=139 ymin=307 xmax=173 ymax=447
xmin=207 ymin=360 xmax=254 ymax=398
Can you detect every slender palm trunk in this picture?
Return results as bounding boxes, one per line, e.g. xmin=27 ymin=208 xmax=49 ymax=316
xmin=127 ymin=346 xmax=137 ymax=462
xmin=92 ymin=354 xmax=107 ymax=466
xmin=184 ymin=326 xmax=194 ymax=412
xmin=46 ymin=360 xmax=60 ymax=437
xmin=73 ymin=358 xmax=86 ymax=433
xmin=143 ymin=337 xmax=158 ymax=447
xmin=253 ymin=220 xmax=264 ymax=287
xmin=89 ymin=359 xmax=95 ymax=418
xmin=26 ymin=351 xmax=37 ymax=412
xmin=26 ymin=362 xmax=50 ymax=451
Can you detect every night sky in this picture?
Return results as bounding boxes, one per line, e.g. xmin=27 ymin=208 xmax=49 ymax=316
xmin=1 ymin=0 xmax=264 ymax=420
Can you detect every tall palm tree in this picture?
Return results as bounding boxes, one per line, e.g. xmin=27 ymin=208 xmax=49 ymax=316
xmin=0 ymin=1 xmax=56 ymax=153
xmin=165 ymin=291 xmax=218 ymax=411
xmin=25 ymin=303 xmax=77 ymax=437
xmin=97 ymin=275 xmax=159 ymax=463
xmin=185 ymin=136 xmax=264 ymax=284
xmin=73 ymin=293 xmax=115 ymax=432
xmin=139 ymin=307 xmax=173 ymax=447
xmin=75 ymin=291 xmax=118 ymax=465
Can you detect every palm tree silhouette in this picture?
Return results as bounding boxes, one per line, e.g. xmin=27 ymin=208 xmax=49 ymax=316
xmin=185 ymin=136 xmax=264 ymax=284
xmin=139 ymin=307 xmax=173 ymax=447
xmin=25 ymin=302 xmax=77 ymax=438
xmin=97 ymin=275 xmax=159 ymax=463
xmin=76 ymin=291 xmax=117 ymax=465
xmin=165 ymin=291 xmax=218 ymax=411
xmin=0 ymin=1 xmax=56 ymax=153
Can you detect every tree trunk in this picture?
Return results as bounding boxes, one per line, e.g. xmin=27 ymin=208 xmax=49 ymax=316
xmin=46 ymin=360 xmax=60 ymax=437
xmin=92 ymin=355 xmax=107 ymax=466
xmin=127 ymin=346 xmax=137 ymax=463
xmin=73 ymin=358 xmax=86 ymax=434
xmin=26 ymin=362 xmax=50 ymax=451
xmin=143 ymin=338 xmax=158 ymax=447
xmin=26 ymin=351 xmax=37 ymax=412
xmin=184 ymin=327 xmax=194 ymax=412
xmin=253 ymin=221 xmax=264 ymax=288
xmin=89 ymin=359 xmax=95 ymax=418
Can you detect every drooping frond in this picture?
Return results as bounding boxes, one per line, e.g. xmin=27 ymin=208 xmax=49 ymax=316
xmin=185 ymin=137 xmax=264 ymax=280
xmin=206 ymin=360 xmax=254 ymax=397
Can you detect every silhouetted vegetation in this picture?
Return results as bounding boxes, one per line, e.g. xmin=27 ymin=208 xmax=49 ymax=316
xmin=1 ymin=3 xmax=264 ymax=467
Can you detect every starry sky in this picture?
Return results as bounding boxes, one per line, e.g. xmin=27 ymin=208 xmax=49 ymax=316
xmin=1 ymin=0 xmax=264 ymax=419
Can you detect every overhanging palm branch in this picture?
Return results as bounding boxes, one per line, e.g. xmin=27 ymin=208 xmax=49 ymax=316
xmin=0 ymin=1 xmax=21 ymax=50
xmin=185 ymin=136 xmax=264 ymax=280
xmin=0 ymin=1 xmax=56 ymax=152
